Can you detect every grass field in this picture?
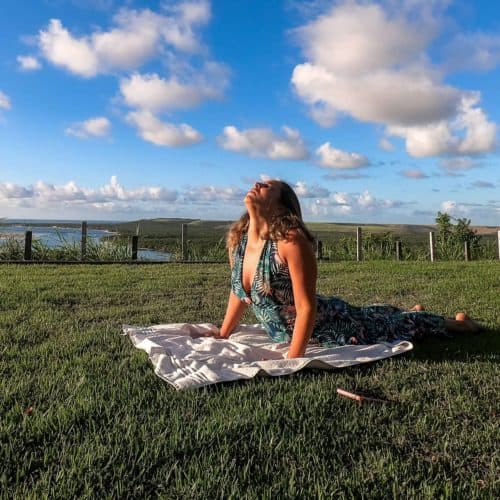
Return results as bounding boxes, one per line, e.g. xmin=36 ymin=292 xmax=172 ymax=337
xmin=1 ymin=262 xmax=499 ymax=498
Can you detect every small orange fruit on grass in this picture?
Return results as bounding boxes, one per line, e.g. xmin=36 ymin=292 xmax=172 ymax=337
xmin=455 ymin=312 xmax=467 ymax=321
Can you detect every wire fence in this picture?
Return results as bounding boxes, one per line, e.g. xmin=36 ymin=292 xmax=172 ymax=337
xmin=1 ymin=222 xmax=499 ymax=264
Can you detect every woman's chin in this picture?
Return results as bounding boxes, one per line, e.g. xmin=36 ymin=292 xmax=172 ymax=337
xmin=244 ymin=194 xmax=256 ymax=205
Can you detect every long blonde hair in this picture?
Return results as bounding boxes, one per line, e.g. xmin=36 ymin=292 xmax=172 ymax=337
xmin=226 ymin=180 xmax=314 ymax=250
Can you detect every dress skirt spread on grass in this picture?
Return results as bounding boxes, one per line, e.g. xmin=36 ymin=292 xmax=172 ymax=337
xmin=231 ymin=234 xmax=446 ymax=347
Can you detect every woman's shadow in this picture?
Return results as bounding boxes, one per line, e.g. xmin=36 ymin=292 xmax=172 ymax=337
xmin=408 ymin=326 xmax=499 ymax=363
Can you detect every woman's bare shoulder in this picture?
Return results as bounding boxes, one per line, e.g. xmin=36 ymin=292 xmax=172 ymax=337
xmin=277 ymin=229 xmax=313 ymax=256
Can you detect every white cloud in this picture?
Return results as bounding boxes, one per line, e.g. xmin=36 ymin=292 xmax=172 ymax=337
xmin=39 ymin=19 xmax=99 ymax=77
xmin=100 ymin=176 xmax=178 ymax=202
xmin=126 ymin=109 xmax=202 ymax=147
xmin=0 ymin=182 xmax=33 ymax=198
xmin=303 ymin=188 xmax=407 ymax=218
xmin=0 ymin=90 xmax=11 ymax=110
xmin=455 ymin=94 xmax=497 ymax=154
xmin=292 ymin=63 xmax=461 ymax=128
xmin=65 ymin=116 xmax=111 ymax=139
xmin=441 ymin=200 xmax=462 ymax=214
xmin=36 ymin=3 xmax=228 ymax=149
xmin=218 ymin=125 xmax=309 ymax=160
xmin=308 ymin=103 xmax=337 ymax=127
xmin=120 ymin=66 xmax=228 ymax=111
xmin=0 ymin=176 xmax=178 ymax=208
xmin=332 ymin=192 xmax=349 ymax=205
xmin=33 ymin=180 xmax=92 ymax=202
xmin=387 ymin=94 xmax=496 ymax=157
xmin=183 ymin=185 xmax=246 ymax=203
xmin=388 ymin=121 xmax=457 ymax=157
xmin=316 ymin=142 xmax=369 ymax=169
xmin=401 ymin=169 xmax=428 ymax=179
xmin=38 ymin=3 xmax=211 ymax=77
xmin=293 ymin=181 xmax=330 ymax=198
xmin=17 ymin=55 xmax=42 ymax=71
xmin=294 ymin=3 xmax=430 ymax=76
xmin=291 ymin=1 xmax=498 ymax=158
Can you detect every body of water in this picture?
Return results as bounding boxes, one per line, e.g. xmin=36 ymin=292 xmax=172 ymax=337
xmin=0 ymin=223 xmax=171 ymax=261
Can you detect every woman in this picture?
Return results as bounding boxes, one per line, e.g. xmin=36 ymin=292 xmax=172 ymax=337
xmin=217 ymin=180 xmax=480 ymax=358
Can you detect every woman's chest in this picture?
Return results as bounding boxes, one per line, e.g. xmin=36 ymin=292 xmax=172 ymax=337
xmin=241 ymin=241 xmax=266 ymax=294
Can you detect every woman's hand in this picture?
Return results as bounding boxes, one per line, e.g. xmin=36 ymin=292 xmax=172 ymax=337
xmin=200 ymin=325 xmax=233 ymax=339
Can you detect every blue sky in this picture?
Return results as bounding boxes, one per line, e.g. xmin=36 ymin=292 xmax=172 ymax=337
xmin=0 ymin=0 xmax=499 ymax=223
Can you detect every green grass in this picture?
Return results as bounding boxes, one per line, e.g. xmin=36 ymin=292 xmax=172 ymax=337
xmin=0 ymin=262 xmax=499 ymax=498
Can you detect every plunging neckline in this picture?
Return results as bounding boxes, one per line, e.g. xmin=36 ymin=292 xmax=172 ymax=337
xmin=241 ymin=233 xmax=269 ymax=297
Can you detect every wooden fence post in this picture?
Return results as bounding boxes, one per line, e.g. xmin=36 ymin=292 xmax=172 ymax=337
xmin=131 ymin=235 xmax=138 ymax=261
xmin=356 ymin=227 xmax=362 ymax=262
xmin=395 ymin=240 xmax=402 ymax=261
xmin=464 ymin=241 xmax=471 ymax=262
xmin=181 ymin=223 xmax=188 ymax=261
xmin=315 ymin=239 xmax=323 ymax=260
xmin=81 ymin=221 xmax=87 ymax=261
xmin=429 ymin=231 xmax=435 ymax=262
xmin=24 ymin=231 xmax=32 ymax=261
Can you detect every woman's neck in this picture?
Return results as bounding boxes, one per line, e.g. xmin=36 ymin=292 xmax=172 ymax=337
xmin=247 ymin=208 xmax=270 ymax=241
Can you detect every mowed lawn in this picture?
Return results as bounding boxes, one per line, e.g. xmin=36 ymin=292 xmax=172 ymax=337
xmin=1 ymin=262 xmax=498 ymax=498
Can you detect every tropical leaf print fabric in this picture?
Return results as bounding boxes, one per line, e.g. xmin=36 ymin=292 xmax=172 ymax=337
xmin=231 ymin=234 xmax=446 ymax=347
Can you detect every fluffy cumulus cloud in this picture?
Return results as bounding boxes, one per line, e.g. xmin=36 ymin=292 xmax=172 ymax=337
xmin=316 ymin=142 xmax=369 ymax=169
xmin=284 ymin=180 xmax=409 ymax=216
xmin=0 ymin=182 xmax=33 ymax=198
xmin=0 ymin=176 xmax=178 ymax=211
xmin=0 ymin=90 xmax=11 ymax=110
xmin=120 ymin=64 xmax=228 ymax=112
xmin=126 ymin=110 xmax=202 ymax=147
xmin=65 ymin=116 xmax=111 ymax=139
xmin=291 ymin=1 xmax=497 ymax=157
xmin=17 ymin=55 xmax=42 ymax=71
xmin=218 ymin=125 xmax=309 ymax=160
xmin=34 ymin=2 xmax=228 ymax=149
xmin=304 ymin=188 xmax=407 ymax=218
xmin=38 ymin=3 xmax=211 ymax=77
xmin=388 ymin=93 xmax=497 ymax=157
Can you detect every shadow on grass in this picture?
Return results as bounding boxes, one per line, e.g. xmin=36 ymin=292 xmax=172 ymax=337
xmin=408 ymin=328 xmax=499 ymax=363
xmin=202 ymin=328 xmax=499 ymax=395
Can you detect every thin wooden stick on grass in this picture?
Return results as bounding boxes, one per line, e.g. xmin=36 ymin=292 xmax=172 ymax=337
xmin=336 ymin=388 xmax=392 ymax=403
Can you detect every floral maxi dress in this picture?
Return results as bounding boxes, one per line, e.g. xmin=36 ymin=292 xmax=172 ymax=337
xmin=231 ymin=234 xmax=446 ymax=347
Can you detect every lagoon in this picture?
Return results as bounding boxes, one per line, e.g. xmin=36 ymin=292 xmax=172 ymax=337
xmin=0 ymin=221 xmax=171 ymax=261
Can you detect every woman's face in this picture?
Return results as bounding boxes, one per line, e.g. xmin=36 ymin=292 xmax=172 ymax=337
xmin=244 ymin=180 xmax=282 ymax=212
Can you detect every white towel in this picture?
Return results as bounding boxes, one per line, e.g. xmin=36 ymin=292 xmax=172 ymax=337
xmin=122 ymin=323 xmax=413 ymax=390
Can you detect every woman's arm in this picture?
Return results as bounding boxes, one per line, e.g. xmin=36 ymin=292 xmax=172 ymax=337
xmin=279 ymin=232 xmax=317 ymax=358
xmin=218 ymin=247 xmax=247 ymax=338
xmin=219 ymin=291 xmax=247 ymax=338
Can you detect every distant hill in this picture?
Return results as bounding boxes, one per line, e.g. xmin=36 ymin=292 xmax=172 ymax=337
xmin=106 ymin=218 xmax=498 ymax=244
